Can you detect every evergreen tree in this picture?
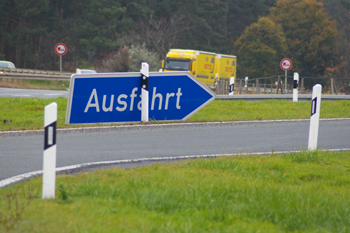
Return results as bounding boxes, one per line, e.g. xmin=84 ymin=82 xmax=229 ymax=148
xmin=0 ymin=0 xmax=50 ymax=68
xmin=75 ymin=0 xmax=126 ymax=60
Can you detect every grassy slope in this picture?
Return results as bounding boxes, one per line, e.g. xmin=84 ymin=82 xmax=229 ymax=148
xmin=1 ymin=97 xmax=350 ymax=232
xmin=1 ymin=151 xmax=350 ymax=232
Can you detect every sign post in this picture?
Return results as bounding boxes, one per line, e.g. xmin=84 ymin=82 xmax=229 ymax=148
xmin=280 ymin=58 xmax=292 ymax=92
xmin=55 ymin=43 xmax=67 ymax=74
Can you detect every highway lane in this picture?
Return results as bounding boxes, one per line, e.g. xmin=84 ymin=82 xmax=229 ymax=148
xmin=0 ymin=87 xmax=68 ymax=98
xmin=1 ymin=119 xmax=349 ymax=182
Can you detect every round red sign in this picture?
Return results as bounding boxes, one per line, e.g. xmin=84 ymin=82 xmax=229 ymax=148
xmin=55 ymin=43 xmax=67 ymax=56
xmin=280 ymin=58 xmax=292 ymax=71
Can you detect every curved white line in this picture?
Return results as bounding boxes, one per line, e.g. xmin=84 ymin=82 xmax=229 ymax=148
xmin=1 ymin=148 xmax=349 ymax=189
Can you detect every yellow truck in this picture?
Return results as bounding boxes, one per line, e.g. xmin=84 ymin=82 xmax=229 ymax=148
xmin=161 ymin=49 xmax=237 ymax=86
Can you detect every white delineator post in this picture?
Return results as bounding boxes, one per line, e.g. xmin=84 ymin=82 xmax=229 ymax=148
xmin=141 ymin=62 xmax=149 ymax=122
xmin=308 ymin=84 xmax=322 ymax=151
xmin=229 ymin=77 xmax=235 ymax=95
xmin=293 ymin=72 xmax=299 ymax=102
xmin=42 ymin=102 xmax=58 ymax=199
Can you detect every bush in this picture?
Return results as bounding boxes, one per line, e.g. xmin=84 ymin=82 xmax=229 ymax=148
xmin=129 ymin=44 xmax=161 ymax=72
xmin=101 ymin=44 xmax=161 ymax=72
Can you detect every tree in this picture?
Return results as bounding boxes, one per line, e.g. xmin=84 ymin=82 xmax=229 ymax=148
xmin=130 ymin=14 xmax=190 ymax=58
xmin=234 ymin=17 xmax=287 ymax=79
xmin=269 ymin=0 xmax=339 ymax=79
xmin=227 ymin=0 xmax=277 ymax=53
xmin=0 ymin=0 xmax=50 ymax=68
xmin=128 ymin=44 xmax=161 ymax=71
xmin=326 ymin=3 xmax=350 ymax=93
xmin=185 ymin=0 xmax=230 ymax=53
xmin=101 ymin=44 xmax=160 ymax=72
xmin=75 ymin=0 xmax=126 ymax=60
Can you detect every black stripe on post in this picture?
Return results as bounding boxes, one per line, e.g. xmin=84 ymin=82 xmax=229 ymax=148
xmin=141 ymin=75 xmax=149 ymax=91
xmin=311 ymin=97 xmax=317 ymax=116
xmin=44 ymin=121 xmax=57 ymax=150
xmin=229 ymin=84 xmax=234 ymax=93
xmin=293 ymin=80 xmax=298 ymax=89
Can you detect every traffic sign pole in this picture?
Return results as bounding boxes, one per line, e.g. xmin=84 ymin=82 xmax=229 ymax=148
xmin=55 ymin=43 xmax=67 ymax=74
xmin=280 ymin=58 xmax=292 ymax=93
xmin=285 ymin=70 xmax=287 ymax=92
xmin=141 ymin=62 xmax=149 ymax=122
xmin=60 ymin=55 xmax=62 ymax=74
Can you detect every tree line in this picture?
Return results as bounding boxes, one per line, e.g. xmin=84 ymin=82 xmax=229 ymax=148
xmin=1 ymin=0 xmax=350 ymax=90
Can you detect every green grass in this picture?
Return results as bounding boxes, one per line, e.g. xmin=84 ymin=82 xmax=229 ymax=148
xmin=1 ymin=150 xmax=350 ymax=232
xmin=0 ymin=79 xmax=69 ymax=90
xmin=0 ymin=98 xmax=349 ymax=131
xmin=190 ymin=99 xmax=350 ymax=121
xmin=1 ymin=97 xmax=349 ymax=232
xmin=0 ymin=97 xmax=68 ymax=131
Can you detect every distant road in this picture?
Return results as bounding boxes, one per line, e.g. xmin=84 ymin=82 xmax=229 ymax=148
xmin=0 ymin=87 xmax=68 ymax=98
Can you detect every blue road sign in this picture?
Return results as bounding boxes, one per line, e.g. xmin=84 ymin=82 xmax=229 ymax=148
xmin=66 ymin=72 xmax=215 ymax=124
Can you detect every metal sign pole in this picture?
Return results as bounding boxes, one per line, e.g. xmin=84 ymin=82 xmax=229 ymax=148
xmin=285 ymin=70 xmax=287 ymax=92
xmin=55 ymin=43 xmax=67 ymax=74
xmin=60 ymin=55 xmax=62 ymax=74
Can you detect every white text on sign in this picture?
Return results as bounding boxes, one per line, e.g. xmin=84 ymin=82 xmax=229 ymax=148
xmin=84 ymin=87 xmax=182 ymax=113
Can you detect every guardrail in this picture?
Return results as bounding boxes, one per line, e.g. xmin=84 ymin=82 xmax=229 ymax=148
xmin=215 ymin=78 xmax=350 ymax=95
xmin=216 ymin=94 xmax=350 ymax=101
xmin=0 ymin=67 xmax=71 ymax=82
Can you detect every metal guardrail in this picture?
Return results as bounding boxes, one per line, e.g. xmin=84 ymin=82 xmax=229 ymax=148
xmin=0 ymin=67 xmax=71 ymax=81
xmin=216 ymin=94 xmax=350 ymax=101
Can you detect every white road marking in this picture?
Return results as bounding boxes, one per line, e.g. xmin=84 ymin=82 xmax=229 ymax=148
xmin=1 ymin=148 xmax=349 ymax=189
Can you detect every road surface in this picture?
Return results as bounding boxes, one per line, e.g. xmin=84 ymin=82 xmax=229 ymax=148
xmin=1 ymin=119 xmax=349 ymax=184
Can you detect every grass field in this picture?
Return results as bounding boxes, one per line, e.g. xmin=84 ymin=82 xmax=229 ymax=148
xmin=1 ymin=150 xmax=350 ymax=232
xmin=1 ymin=96 xmax=350 ymax=232
xmin=0 ymin=79 xmax=69 ymax=91
xmin=0 ymin=97 xmax=349 ymax=131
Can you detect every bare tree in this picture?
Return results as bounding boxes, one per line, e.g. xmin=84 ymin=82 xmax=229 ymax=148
xmin=331 ymin=4 xmax=350 ymax=93
xmin=101 ymin=47 xmax=130 ymax=72
xmin=134 ymin=14 xmax=191 ymax=58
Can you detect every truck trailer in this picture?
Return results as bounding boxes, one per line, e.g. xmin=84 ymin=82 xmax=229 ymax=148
xmin=161 ymin=49 xmax=237 ymax=86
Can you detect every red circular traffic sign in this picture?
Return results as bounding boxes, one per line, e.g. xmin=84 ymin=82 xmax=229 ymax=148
xmin=55 ymin=43 xmax=67 ymax=56
xmin=280 ymin=58 xmax=292 ymax=71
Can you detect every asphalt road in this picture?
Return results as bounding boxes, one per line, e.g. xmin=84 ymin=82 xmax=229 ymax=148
xmin=0 ymin=87 xmax=68 ymax=98
xmin=1 ymin=119 xmax=349 ymax=182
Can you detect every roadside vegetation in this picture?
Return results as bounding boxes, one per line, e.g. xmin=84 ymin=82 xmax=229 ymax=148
xmin=0 ymin=97 xmax=349 ymax=131
xmin=1 ymin=97 xmax=349 ymax=232
xmin=0 ymin=80 xmax=69 ymax=91
xmin=1 ymin=150 xmax=350 ymax=232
